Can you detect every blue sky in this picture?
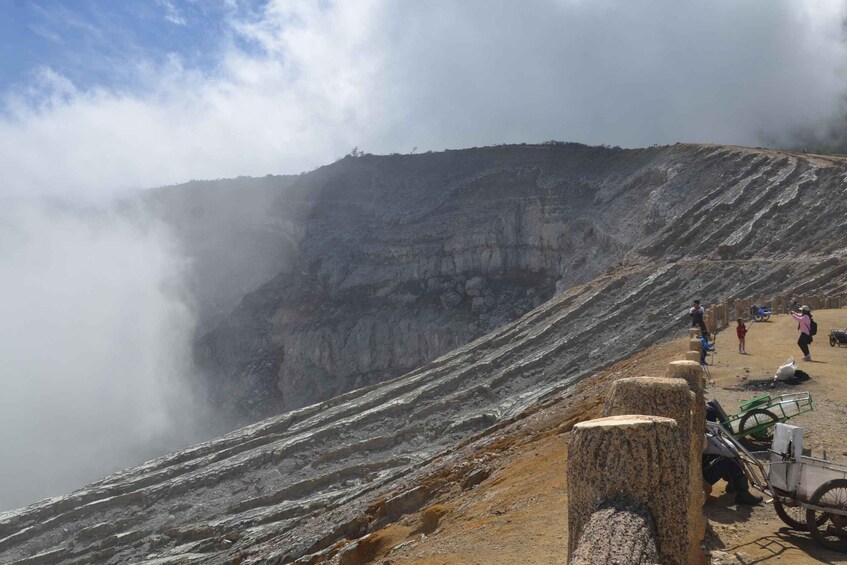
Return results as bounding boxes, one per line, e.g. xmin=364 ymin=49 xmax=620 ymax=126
xmin=0 ymin=0 xmax=264 ymax=94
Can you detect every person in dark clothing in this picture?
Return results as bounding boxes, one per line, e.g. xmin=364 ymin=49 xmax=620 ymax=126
xmin=703 ymin=404 xmax=763 ymax=505
xmin=690 ymin=299 xmax=708 ymax=338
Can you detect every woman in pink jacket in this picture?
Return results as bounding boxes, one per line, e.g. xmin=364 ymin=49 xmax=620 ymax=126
xmin=790 ymin=306 xmax=813 ymax=361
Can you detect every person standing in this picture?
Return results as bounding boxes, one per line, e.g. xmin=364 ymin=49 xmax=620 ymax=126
xmin=690 ymin=299 xmax=708 ymax=337
xmin=790 ymin=305 xmax=813 ymax=361
xmin=736 ymin=318 xmax=748 ymax=354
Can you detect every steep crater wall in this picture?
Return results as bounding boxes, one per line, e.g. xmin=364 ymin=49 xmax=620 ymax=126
xmin=155 ymin=144 xmax=847 ymax=422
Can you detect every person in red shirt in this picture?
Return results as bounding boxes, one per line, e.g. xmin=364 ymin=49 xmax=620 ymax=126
xmin=736 ymin=318 xmax=748 ymax=354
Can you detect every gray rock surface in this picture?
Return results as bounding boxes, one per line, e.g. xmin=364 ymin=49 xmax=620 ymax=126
xmin=2 ymin=143 xmax=847 ymax=564
xmin=164 ymin=143 xmax=847 ymax=424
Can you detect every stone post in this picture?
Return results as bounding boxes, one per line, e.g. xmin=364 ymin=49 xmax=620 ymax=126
xmin=666 ymin=360 xmax=706 ymax=440
xmin=684 ymin=350 xmax=701 ymax=362
xmin=570 ymin=501 xmax=659 ymax=565
xmin=665 ymin=360 xmax=707 ymax=562
xmin=568 ymin=416 xmax=688 ymax=565
xmin=689 ymin=328 xmax=701 ymax=339
xmin=689 ymin=338 xmax=702 ymax=353
xmin=603 ymin=377 xmax=699 ymax=563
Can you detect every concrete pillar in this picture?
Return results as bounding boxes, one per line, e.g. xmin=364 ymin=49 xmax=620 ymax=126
xmin=603 ymin=376 xmax=699 ymax=564
xmin=570 ymin=502 xmax=659 ymax=565
xmin=689 ymin=328 xmax=701 ymax=339
xmin=689 ymin=339 xmax=702 ymax=352
xmin=665 ymin=360 xmax=707 ymax=562
xmin=568 ymin=416 xmax=688 ymax=565
xmin=684 ymin=350 xmax=701 ymax=362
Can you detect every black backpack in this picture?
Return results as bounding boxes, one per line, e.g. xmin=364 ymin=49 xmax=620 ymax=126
xmin=809 ymin=318 xmax=818 ymax=336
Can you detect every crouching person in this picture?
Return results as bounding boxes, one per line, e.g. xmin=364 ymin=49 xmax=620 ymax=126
xmin=703 ymin=406 xmax=763 ymax=506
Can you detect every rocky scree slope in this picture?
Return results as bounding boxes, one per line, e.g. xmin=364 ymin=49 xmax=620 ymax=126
xmin=2 ymin=144 xmax=847 ymax=564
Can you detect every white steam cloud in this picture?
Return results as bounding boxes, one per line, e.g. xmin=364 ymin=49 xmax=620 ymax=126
xmin=2 ymin=1 xmax=847 ymax=196
xmin=0 ymin=200 xmax=207 ymax=510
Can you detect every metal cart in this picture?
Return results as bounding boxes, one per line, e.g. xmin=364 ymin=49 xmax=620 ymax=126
xmin=709 ymin=393 xmax=814 ymax=444
xmin=709 ymin=421 xmax=847 ymax=552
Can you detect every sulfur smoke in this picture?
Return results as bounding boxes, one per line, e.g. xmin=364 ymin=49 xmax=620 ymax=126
xmin=0 ymin=196 xmax=211 ymax=511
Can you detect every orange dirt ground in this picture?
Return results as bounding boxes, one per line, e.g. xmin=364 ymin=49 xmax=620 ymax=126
xmin=351 ymin=309 xmax=847 ymax=565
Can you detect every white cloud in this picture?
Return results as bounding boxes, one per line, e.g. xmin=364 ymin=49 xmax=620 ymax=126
xmin=157 ymin=0 xmax=187 ymax=26
xmin=1 ymin=0 xmax=846 ymax=197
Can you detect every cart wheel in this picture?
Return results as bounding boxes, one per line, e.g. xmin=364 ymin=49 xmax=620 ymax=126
xmin=832 ymin=335 xmax=838 ymax=347
xmin=763 ymin=313 xmax=771 ymax=322
xmin=774 ymin=496 xmax=810 ymax=530
xmin=773 ymin=495 xmax=828 ymax=531
xmin=806 ymin=479 xmax=847 ymax=552
xmin=738 ymin=409 xmax=780 ymax=442
xmin=754 ymin=313 xmax=764 ymax=322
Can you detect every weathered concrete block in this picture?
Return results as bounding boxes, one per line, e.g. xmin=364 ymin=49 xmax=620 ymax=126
xmin=603 ymin=377 xmax=692 ymax=430
xmin=603 ymin=377 xmax=699 ymax=564
xmin=570 ymin=500 xmax=659 ymax=565
xmin=567 ymin=415 xmax=688 ymax=565
xmin=666 ymin=360 xmax=707 ymax=561
xmin=689 ymin=338 xmax=702 ymax=352
xmin=666 ymin=360 xmax=705 ymax=386
xmin=684 ymin=350 xmax=701 ymax=362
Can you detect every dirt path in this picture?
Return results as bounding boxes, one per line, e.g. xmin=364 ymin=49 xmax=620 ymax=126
xmin=365 ymin=309 xmax=847 ymax=564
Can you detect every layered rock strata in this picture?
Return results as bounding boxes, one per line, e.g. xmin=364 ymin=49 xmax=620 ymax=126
xmin=168 ymin=143 xmax=847 ymax=421
xmin=1 ymin=256 xmax=846 ymax=564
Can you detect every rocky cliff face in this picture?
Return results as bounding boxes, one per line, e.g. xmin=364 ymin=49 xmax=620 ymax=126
xmin=180 ymin=143 xmax=847 ymax=422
